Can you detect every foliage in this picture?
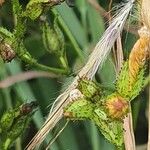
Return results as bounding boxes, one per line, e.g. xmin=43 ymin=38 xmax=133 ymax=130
xmin=0 ymin=0 xmax=149 ymax=150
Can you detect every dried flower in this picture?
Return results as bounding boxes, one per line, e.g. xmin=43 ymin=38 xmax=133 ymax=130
xmin=105 ymin=94 xmax=129 ymax=119
xmin=0 ymin=42 xmax=16 ymax=62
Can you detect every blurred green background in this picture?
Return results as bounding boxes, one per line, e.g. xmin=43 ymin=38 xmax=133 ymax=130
xmin=0 ymin=0 xmax=149 ymax=149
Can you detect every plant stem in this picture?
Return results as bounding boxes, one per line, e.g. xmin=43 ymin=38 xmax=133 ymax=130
xmin=33 ymin=63 xmax=70 ymax=75
xmin=15 ymin=138 xmax=22 ymax=150
xmin=144 ymin=75 xmax=150 ymax=87
xmin=59 ymin=56 xmax=69 ymax=69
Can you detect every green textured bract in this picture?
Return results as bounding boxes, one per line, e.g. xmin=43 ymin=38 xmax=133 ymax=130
xmin=0 ymin=27 xmax=14 ymax=47
xmin=0 ymin=102 xmax=37 ymax=149
xmin=24 ymin=0 xmax=65 ymax=20
xmin=64 ymin=98 xmax=95 ymax=120
xmin=93 ymin=107 xmax=123 ymax=147
xmin=64 ymin=96 xmax=124 ymax=146
xmin=128 ymin=68 xmax=145 ymax=100
xmin=64 ymin=57 xmax=146 ymax=147
xmin=116 ymin=61 xmax=145 ymax=100
xmin=24 ymin=0 xmax=49 ymax=20
xmin=0 ymin=28 xmax=13 ymax=39
xmin=116 ymin=61 xmax=130 ymax=98
xmin=0 ymin=27 xmax=17 ymax=50
xmin=0 ymin=109 xmax=19 ymax=132
xmin=77 ymin=78 xmax=103 ymax=102
xmin=64 ymin=79 xmax=124 ymax=147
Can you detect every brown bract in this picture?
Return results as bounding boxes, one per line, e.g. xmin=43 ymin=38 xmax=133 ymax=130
xmin=129 ymin=26 xmax=150 ymax=85
xmin=63 ymin=111 xmax=73 ymax=118
xmin=105 ymin=95 xmax=129 ymax=119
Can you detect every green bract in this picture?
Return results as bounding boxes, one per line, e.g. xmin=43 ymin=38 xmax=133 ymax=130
xmin=92 ymin=111 xmax=124 ymax=147
xmin=77 ymin=78 xmax=103 ymax=102
xmin=64 ymin=92 xmax=124 ymax=146
xmin=64 ymin=98 xmax=95 ymax=120
xmin=24 ymin=0 xmax=65 ymax=20
xmin=0 ymin=102 xmax=38 ymax=150
xmin=64 ymin=66 xmax=146 ymax=148
xmin=116 ymin=61 xmax=145 ymax=100
xmin=41 ymin=19 xmax=65 ymax=57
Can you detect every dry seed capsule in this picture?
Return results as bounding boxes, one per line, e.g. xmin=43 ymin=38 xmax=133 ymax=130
xmin=0 ymin=42 xmax=16 ymax=62
xmin=20 ymin=101 xmax=38 ymax=115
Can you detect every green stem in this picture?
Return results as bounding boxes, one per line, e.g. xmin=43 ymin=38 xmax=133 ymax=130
xmin=59 ymin=56 xmax=68 ymax=69
xmin=33 ymin=63 xmax=70 ymax=75
xmin=90 ymin=122 xmax=100 ymax=150
xmin=17 ymin=49 xmax=69 ymax=74
xmin=80 ymin=0 xmax=88 ymax=35
xmin=15 ymin=138 xmax=22 ymax=150
xmin=2 ymin=139 xmax=11 ymax=150
xmin=115 ymin=146 xmax=125 ymax=150
xmin=52 ymin=9 xmax=84 ymax=61
xmin=144 ymin=75 xmax=150 ymax=87
xmin=2 ymin=88 xmax=12 ymax=109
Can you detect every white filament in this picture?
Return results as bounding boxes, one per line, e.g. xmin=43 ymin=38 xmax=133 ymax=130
xmin=78 ymin=0 xmax=136 ymax=79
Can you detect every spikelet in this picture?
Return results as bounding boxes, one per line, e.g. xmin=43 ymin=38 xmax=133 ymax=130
xmin=116 ymin=26 xmax=150 ymax=100
xmin=129 ymin=26 xmax=150 ymax=86
xmin=116 ymin=0 xmax=150 ymax=99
